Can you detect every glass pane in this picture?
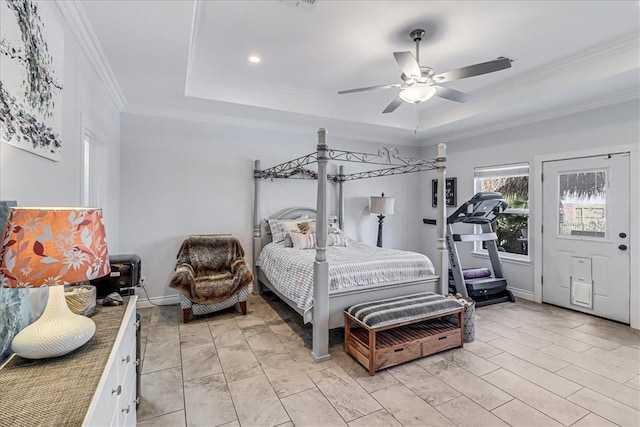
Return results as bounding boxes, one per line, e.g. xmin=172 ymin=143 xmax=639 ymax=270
xmin=558 ymin=171 xmax=606 ymax=237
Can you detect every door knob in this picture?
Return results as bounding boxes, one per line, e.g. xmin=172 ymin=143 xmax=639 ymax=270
xmin=619 ymin=244 xmax=628 ymax=251
xmin=619 ymin=232 xmax=627 ymax=238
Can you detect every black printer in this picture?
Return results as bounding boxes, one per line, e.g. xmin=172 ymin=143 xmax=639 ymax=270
xmin=93 ymin=254 xmax=142 ymax=298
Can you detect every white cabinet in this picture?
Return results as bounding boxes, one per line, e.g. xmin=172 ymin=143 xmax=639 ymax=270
xmin=84 ymin=296 xmax=138 ymax=427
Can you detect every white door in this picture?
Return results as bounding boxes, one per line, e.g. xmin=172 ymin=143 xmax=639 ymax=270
xmin=542 ymin=153 xmax=630 ymax=323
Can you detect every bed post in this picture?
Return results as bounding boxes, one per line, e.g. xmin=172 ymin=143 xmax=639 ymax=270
xmin=312 ymin=128 xmax=331 ymax=362
xmin=253 ymin=159 xmax=263 ymax=295
xmin=338 ymin=165 xmax=345 ymax=230
xmin=436 ymin=143 xmax=448 ymax=295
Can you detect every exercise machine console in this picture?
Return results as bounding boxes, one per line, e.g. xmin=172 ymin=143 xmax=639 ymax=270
xmin=424 ymin=192 xmax=516 ymax=307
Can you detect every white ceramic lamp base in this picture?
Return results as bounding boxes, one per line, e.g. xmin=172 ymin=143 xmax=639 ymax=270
xmin=12 ymin=285 xmax=96 ymax=359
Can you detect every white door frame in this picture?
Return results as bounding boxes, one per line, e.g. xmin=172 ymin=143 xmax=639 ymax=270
xmin=533 ymin=143 xmax=639 ymax=329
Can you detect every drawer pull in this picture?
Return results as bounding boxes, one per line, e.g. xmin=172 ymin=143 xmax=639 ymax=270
xmin=122 ymin=405 xmax=130 ymax=414
xmin=112 ymin=385 xmax=122 ymax=396
xmin=134 ymin=358 xmax=140 ymax=366
xmin=394 ymin=348 xmax=404 ymax=352
xmin=438 ymin=336 xmax=447 ymax=340
xmin=122 ymin=355 xmax=130 ymax=363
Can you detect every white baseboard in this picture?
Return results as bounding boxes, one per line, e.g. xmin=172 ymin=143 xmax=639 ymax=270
xmin=510 ymin=288 xmax=535 ymax=301
xmin=136 ymin=294 xmax=180 ymax=309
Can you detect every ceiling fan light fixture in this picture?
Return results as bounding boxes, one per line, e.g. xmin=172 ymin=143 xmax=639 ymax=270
xmin=399 ymin=86 xmax=436 ymax=104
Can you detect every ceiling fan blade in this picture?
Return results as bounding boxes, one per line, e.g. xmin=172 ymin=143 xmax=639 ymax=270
xmin=434 ymin=86 xmax=472 ymax=103
xmin=338 ymin=83 xmax=401 ymax=95
xmin=393 ymin=51 xmax=421 ymax=78
xmin=434 ymin=57 xmax=512 ymax=83
xmin=382 ymin=95 xmax=403 ymax=114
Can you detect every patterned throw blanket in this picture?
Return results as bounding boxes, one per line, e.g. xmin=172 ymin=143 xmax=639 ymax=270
xmin=169 ymin=235 xmax=253 ymax=304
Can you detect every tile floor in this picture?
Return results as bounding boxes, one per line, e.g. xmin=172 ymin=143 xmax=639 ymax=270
xmin=136 ymin=293 xmax=640 ymax=427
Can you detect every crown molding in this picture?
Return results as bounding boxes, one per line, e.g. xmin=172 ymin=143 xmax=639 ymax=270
xmin=430 ymin=89 xmax=639 ymax=145
xmin=55 ymin=1 xmax=127 ymax=110
xmin=122 ymin=104 xmax=421 ymax=147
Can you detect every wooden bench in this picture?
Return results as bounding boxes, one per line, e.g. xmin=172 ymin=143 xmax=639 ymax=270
xmin=344 ymin=292 xmax=464 ymax=375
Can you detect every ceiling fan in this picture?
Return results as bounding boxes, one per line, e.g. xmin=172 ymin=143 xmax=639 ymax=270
xmin=338 ymin=29 xmax=513 ymax=114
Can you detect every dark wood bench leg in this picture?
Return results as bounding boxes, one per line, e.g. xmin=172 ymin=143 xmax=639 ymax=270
xmin=239 ymin=301 xmax=247 ymax=315
xmin=183 ymin=308 xmax=191 ymax=324
xmin=344 ymin=312 xmax=351 ymax=354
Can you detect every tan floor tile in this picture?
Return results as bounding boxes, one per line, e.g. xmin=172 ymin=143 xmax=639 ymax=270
xmin=181 ymin=343 xmax=222 ymax=382
xmin=217 ymin=343 xmax=262 ymax=382
xmin=556 ymin=365 xmax=640 ymax=410
xmin=146 ymin=325 xmax=180 ymax=343
xmin=308 ymin=367 xmax=382 ymax=422
xmin=371 ymin=383 xmax=455 ymax=426
xmin=491 ymin=399 xmax=563 ymax=426
xmin=571 ymin=413 xmax=619 ymax=427
xmin=138 ymin=367 xmax=184 ymax=421
xmin=574 ymin=322 xmax=640 ymax=347
xmin=348 ymin=410 xmax=402 ymax=427
xmin=142 ymin=336 xmax=182 ymax=374
xmin=209 ymin=320 xmax=247 ymax=349
xmin=541 ymin=344 xmax=636 ymax=383
xmin=387 ymin=362 xmax=460 ymax=406
xmin=281 ymin=388 xmax=347 ymax=427
xmin=219 ymin=421 xmax=240 ymax=427
xmin=244 ymin=329 xmax=289 ymax=358
xmin=567 ymin=388 xmax=640 ymax=427
xmin=490 ymin=337 xmax=569 ymax=372
xmin=442 ymin=348 xmax=500 ymax=376
xmin=234 ymin=314 xmax=266 ymax=330
xmin=137 ymin=410 xmax=186 ymax=427
xmin=149 ymin=305 xmax=181 ymax=326
xmin=542 ymin=324 xmax=621 ymax=350
xmin=435 ymin=396 xmax=509 ymax=427
xmin=517 ymin=324 xmax=593 ymax=352
xmin=414 ymin=354 xmax=447 ymax=367
xmin=625 ymin=375 xmax=640 ymax=390
xmin=274 ymin=422 xmax=293 ymax=427
xmin=179 ymin=321 xmax=213 ymax=348
xmin=227 ymin=374 xmax=289 ymax=427
xmin=488 ymin=352 xmax=582 ymax=397
xmin=482 ymin=322 xmax=552 ymax=349
xmin=585 ymin=346 xmax=640 ymax=374
xmin=462 ymin=340 xmax=503 ymax=359
xmin=474 ymin=325 xmax=501 ymax=342
xmin=261 ymin=355 xmax=316 ymax=398
xmin=613 ymin=345 xmax=640 ymax=360
xmin=482 ymin=368 xmax=588 ymax=425
xmin=476 ymin=312 xmax=527 ymax=328
xmin=423 ymin=360 xmax=512 ymax=410
xmin=330 ymin=347 xmax=399 ymax=393
xmin=184 ymin=374 xmax=236 ymax=427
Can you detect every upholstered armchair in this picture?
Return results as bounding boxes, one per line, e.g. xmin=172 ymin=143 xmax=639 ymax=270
xmin=169 ymin=235 xmax=253 ymax=323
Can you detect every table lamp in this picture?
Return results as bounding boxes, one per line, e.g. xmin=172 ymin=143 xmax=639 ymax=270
xmin=370 ymin=193 xmax=395 ymax=247
xmin=0 ymin=207 xmax=110 ymax=359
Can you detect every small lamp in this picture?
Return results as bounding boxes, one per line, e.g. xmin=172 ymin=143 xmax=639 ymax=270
xmin=370 ymin=193 xmax=395 ymax=247
xmin=0 ymin=207 xmax=110 ymax=359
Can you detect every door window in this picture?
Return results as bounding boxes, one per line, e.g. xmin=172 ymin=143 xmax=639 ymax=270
xmin=558 ymin=170 xmax=606 ymax=238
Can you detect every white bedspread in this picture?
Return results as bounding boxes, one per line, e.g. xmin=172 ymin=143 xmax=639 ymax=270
xmin=256 ymin=240 xmax=436 ymax=321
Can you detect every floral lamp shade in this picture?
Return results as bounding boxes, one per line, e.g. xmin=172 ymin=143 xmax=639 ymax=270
xmin=0 ymin=208 xmax=110 ymax=288
xmin=0 ymin=207 xmax=110 ymax=359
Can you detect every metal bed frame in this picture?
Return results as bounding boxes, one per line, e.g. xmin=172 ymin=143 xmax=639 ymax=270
xmin=253 ymin=128 xmax=448 ymax=362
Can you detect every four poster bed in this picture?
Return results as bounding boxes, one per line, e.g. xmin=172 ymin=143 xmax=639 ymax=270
xmin=253 ymin=128 xmax=448 ymax=362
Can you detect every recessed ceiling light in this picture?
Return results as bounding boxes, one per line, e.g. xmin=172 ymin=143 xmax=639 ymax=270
xmin=248 ymin=55 xmax=261 ymax=63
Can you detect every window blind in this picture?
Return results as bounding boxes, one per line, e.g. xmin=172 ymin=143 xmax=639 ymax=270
xmin=474 ymin=163 xmax=529 ymax=178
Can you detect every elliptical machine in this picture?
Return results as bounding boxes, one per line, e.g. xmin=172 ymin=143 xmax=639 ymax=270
xmin=425 ymin=192 xmax=516 ymax=307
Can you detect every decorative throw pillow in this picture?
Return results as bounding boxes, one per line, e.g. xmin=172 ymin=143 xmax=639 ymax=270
xmin=268 ymin=219 xmax=302 ymax=244
xmin=327 ymin=230 xmax=349 ymax=247
xmin=290 ymin=231 xmax=316 ymax=250
xmin=297 ymin=221 xmax=316 ymax=234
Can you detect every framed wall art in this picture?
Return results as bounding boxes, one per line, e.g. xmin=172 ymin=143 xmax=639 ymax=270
xmin=432 ymin=177 xmax=457 ymax=207
xmin=0 ymin=0 xmax=64 ymax=161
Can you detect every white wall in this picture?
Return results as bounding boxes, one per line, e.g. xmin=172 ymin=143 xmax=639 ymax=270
xmin=119 ymin=113 xmax=423 ymax=302
xmin=419 ymin=100 xmax=640 ymax=299
xmin=0 ymin=4 xmax=121 ymax=250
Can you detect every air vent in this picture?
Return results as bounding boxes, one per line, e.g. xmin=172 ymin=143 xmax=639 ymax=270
xmin=278 ymin=0 xmax=316 ymax=11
